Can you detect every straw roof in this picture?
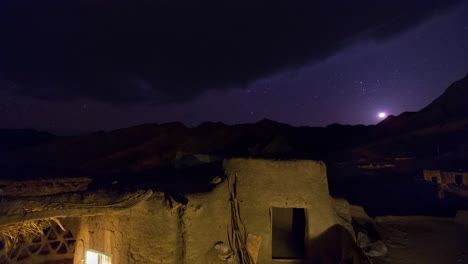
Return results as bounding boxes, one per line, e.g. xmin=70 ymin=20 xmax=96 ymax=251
xmin=0 ymin=189 xmax=153 ymax=226
xmin=0 ymin=217 xmax=64 ymax=253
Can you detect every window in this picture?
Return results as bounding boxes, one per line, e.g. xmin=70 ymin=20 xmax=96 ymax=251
xmin=431 ymin=177 xmax=438 ymax=184
xmin=271 ymin=207 xmax=306 ymax=259
xmin=84 ymin=249 xmax=112 ymax=264
xmin=455 ymin=175 xmax=463 ymax=185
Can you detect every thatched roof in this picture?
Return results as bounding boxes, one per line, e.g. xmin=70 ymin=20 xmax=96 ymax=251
xmin=0 ymin=217 xmax=64 ymax=253
xmin=0 ymin=177 xmax=92 ymax=196
xmin=0 ymin=189 xmax=153 ymax=226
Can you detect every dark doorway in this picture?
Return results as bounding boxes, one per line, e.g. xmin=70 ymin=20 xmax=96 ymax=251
xmin=272 ymin=207 xmax=306 ymax=259
xmin=431 ymin=177 xmax=438 ymax=184
xmin=455 ymin=175 xmax=463 ymax=185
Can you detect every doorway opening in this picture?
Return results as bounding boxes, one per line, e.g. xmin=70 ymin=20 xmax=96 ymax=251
xmin=271 ymin=207 xmax=306 ymax=259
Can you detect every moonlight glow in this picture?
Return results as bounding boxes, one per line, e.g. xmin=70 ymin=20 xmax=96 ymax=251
xmin=378 ymin=112 xmax=387 ymax=119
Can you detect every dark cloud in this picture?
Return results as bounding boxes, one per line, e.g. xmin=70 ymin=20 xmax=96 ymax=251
xmin=0 ymin=0 xmax=463 ymax=104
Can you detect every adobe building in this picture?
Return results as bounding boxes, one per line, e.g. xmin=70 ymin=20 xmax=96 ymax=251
xmin=0 ymin=158 xmax=359 ymax=264
xmin=423 ymin=169 xmax=468 ymax=185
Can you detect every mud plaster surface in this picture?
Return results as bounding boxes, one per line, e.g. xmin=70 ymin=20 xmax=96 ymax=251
xmin=73 ymin=159 xmax=344 ymax=264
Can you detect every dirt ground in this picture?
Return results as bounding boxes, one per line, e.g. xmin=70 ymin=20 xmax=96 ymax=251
xmin=372 ymin=215 xmax=468 ymax=264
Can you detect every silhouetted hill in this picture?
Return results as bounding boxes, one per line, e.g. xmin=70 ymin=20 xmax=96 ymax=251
xmin=1 ymin=72 xmax=468 ymax=180
xmin=0 ymin=128 xmax=59 ymax=152
xmin=376 ymin=73 xmax=468 ymax=136
xmin=0 ymin=120 xmax=375 ymax=180
xmin=422 ymin=72 xmax=468 ymax=119
xmin=355 ymin=73 xmax=468 ymax=159
xmin=3 ymin=73 xmax=468 ymax=217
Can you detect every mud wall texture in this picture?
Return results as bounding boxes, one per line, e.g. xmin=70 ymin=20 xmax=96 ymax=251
xmin=424 ymin=170 xmax=442 ymax=183
xmin=75 ymin=158 xmax=343 ymax=264
xmin=183 ymin=180 xmax=231 ymax=264
xmin=73 ymin=193 xmax=182 ymax=264
xmin=332 ymin=197 xmax=356 ymax=240
xmin=424 ymin=170 xmax=468 ymax=185
xmin=221 ymin=158 xmax=339 ymax=264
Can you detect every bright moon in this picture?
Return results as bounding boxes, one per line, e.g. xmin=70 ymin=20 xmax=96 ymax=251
xmin=378 ymin=112 xmax=387 ymax=119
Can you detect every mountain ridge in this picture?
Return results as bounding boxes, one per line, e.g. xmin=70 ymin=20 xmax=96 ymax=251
xmin=1 ymin=72 xmax=468 ymax=179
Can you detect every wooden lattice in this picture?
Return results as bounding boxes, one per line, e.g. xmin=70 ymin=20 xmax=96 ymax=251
xmin=0 ymin=222 xmax=75 ymax=264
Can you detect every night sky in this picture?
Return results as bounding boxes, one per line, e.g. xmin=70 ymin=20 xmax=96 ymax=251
xmin=0 ymin=1 xmax=467 ymax=134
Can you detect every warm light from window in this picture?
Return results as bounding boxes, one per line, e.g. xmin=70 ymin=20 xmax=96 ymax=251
xmin=85 ymin=249 xmax=112 ymax=264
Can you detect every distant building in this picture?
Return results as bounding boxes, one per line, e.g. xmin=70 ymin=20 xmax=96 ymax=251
xmin=423 ymin=170 xmax=468 ymax=186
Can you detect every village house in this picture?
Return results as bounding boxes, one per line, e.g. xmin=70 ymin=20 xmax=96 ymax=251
xmin=423 ymin=169 xmax=468 ymax=186
xmin=0 ymin=158 xmax=360 ymax=264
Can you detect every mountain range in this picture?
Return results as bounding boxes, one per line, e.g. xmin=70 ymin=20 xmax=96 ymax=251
xmin=1 ymin=73 xmax=468 ymax=180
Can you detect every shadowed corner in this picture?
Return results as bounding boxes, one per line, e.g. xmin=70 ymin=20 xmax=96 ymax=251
xmin=305 ymin=224 xmax=367 ymax=264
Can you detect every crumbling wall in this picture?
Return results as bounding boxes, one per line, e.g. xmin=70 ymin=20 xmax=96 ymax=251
xmin=73 ymin=159 xmax=346 ymax=264
xmin=223 ymin=159 xmax=339 ymax=263
xmin=440 ymin=171 xmax=468 ymax=185
xmin=73 ymin=193 xmax=181 ymax=264
xmin=183 ymin=158 xmax=343 ymax=264
xmin=423 ymin=170 xmax=442 ymax=183
xmin=184 ymin=159 xmax=343 ymax=264
xmin=183 ymin=181 xmax=231 ymax=264
xmin=332 ymin=197 xmax=356 ymax=240
xmin=423 ymin=170 xmax=468 ymax=185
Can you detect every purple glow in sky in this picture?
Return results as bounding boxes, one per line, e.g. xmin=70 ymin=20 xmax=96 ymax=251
xmin=378 ymin=112 xmax=388 ymax=119
xmin=0 ymin=1 xmax=467 ymax=134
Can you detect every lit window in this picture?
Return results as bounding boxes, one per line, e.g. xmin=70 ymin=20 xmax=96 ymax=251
xmin=85 ymin=249 xmax=112 ymax=264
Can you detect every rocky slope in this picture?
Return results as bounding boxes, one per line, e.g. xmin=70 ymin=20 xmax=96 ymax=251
xmin=0 ymin=128 xmax=59 ymax=152
xmin=1 ymin=72 xmax=468 ymax=180
xmin=355 ymin=73 xmax=468 ymax=159
xmin=378 ymin=72 xmax=468 ymax=134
